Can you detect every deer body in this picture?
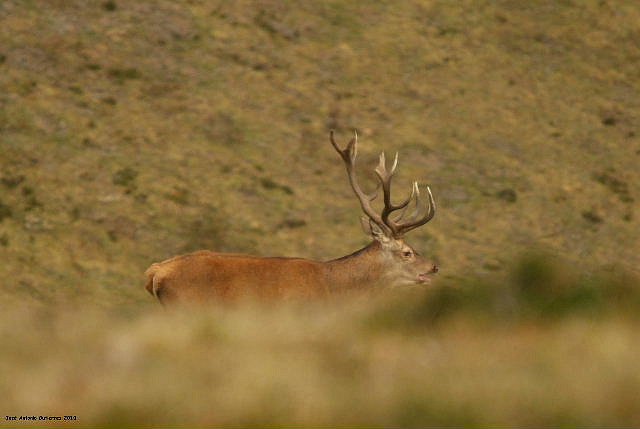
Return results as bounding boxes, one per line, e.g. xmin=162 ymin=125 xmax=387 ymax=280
xmin=145 ymin=132 xmax=438 ymax=305
xmin=145 ymin=241 xmax=437 ymax=304
xmin=145 ymin=250 xmax=326 ymax=302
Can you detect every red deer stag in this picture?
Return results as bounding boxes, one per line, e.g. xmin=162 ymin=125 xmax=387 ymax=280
xmin=144 ymin=131 xmax=438 ymax=304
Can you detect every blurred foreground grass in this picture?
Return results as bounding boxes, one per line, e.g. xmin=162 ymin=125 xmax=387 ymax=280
xmin=2 ymin=254 xmax=639 ymax=428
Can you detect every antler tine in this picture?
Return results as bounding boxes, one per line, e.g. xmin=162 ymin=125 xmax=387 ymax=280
xmin=393 ymin=181 xmax=419 ymax=223
xmin=375 ymin=151 xmax=416 ymax=234
xmin=368 ymin=182 xmax=382 ymax=202
xmin=394 ymin=184 xmax=436 ymax=236
xmin=330 ymin=131 xmax=391 ymax=236
xmin=390 ymin=151 xmax=398 ymax=175
xmin=403 ymin=182 xmax=424 ymax=223
xmin=330 ymin=129 xmax=357 ymax=164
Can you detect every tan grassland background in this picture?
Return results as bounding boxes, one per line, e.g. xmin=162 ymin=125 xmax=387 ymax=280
xmin=0 ymin=0 xmax=639 ymax=427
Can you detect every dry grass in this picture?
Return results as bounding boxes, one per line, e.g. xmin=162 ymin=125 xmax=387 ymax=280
xmin=1 ymin=294 xmax=639 ymax=428
xmin=1 ymin=258 xmax=639 ymax=427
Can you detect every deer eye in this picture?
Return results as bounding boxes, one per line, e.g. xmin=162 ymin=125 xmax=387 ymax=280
xmin=402 ymin=250 xmax=413 ymax=258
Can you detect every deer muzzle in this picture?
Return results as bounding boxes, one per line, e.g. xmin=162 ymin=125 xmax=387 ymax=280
xmin=417 ymin=265 xmax=439 ymax=283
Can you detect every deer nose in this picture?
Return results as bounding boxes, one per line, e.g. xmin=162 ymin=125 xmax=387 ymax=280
xmin=431 ymin=264 xmax=439 ymax=273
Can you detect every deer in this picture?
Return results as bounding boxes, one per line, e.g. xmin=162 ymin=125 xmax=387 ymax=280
xmin=144 ymin=131 xmax=438 ymax=304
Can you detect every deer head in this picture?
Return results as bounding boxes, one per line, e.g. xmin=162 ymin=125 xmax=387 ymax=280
xmin=330 ymin=130 xmax=438 ymax=286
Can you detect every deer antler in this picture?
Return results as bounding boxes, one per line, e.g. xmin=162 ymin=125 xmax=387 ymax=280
xmin=392 ymin=181 xmax=435 ymax=236
xmin=330 ymin=130 xmax=393 ymax=237
xmin=330 ymin=131 xmax=435 ymax=238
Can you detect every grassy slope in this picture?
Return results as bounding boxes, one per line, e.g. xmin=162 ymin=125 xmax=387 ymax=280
xmin=1 ymin=0 xmax=640 ymax=426
xmin=1 ymin=0 xmax=638 ymax=305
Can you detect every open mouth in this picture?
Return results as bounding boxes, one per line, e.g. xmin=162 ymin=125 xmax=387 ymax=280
xmin=417 ymin=265 xmax=439 ymax=284
xmin=417 ymin=273 xmax=433 ymax=284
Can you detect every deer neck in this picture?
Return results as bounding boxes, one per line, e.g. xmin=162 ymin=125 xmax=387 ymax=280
xmin=322 ymin=241 xmax=385 ymax=291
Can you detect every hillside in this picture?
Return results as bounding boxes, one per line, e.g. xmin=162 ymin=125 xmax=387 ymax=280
xmin=1 ymin=0 xmax=638 ymax=306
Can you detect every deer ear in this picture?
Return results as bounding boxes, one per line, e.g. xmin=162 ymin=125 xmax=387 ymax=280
xmin=360 ymin=217 xmax=390 ymax=243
